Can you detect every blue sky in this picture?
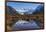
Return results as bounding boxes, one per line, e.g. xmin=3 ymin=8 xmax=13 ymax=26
xmin=7 ymin=2 xmax=41 ymax=9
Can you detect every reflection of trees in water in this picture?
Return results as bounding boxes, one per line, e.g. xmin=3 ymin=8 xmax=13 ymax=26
xmin=7 ymin=14 xmax=44 ymax=31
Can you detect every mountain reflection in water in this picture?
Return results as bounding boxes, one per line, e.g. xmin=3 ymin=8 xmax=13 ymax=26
xmin=12 ymin=20 xmax=40 ymax=30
